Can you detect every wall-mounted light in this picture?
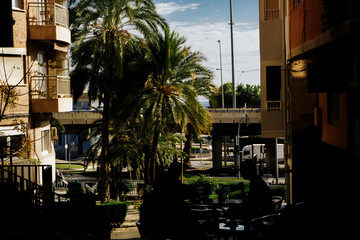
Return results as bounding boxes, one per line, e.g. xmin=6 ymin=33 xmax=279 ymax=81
xmin=289 ymin=59 xmax=308 ymax=79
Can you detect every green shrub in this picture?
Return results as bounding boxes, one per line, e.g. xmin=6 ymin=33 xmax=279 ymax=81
xmin=120 ymin=180 xmax=134 ymax=195
xmin=96 ymin=201 xmax=128 ymax=228
xmin=187 ymin=175 xmax=219 ymax=200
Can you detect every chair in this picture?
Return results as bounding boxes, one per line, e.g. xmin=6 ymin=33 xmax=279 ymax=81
xmin=189 ymin=207 xmax=218 ymax=239
xmin=271 ymin=196 xmax=283 ymax=212
xmin=247 ymin=213 xmax=283 ymax=239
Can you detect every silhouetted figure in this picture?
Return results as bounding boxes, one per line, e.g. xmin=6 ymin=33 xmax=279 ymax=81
xmin=140 ymin=160 xmax=187 ymax=239
xmin=240 ymin=159 xmax=273 ymax=218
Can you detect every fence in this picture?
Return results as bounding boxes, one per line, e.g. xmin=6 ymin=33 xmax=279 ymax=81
xmin=31 ymin=75 xmax=71 ymax=99
xmin=28 ymin=2 xmax=69 ymax=27
xmin=0 ymin=163 xmax=53 ymax=207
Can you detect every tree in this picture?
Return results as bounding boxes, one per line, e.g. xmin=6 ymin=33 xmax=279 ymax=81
xmin=70 ymin=0 xmax=166 ymax=202
xmin=137 ymin=28 xmax=214 ymax=184
xmin=210 ymin=82 xmax=261 ymax=108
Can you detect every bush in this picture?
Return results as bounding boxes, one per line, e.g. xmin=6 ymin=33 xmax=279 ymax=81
xmin=120 ymin=179 xmax=134 ymax=195
xmin=96 ymin=201 xmax=128 ymax=228
xmin=187 ymin=175 xmax=219 ymax=201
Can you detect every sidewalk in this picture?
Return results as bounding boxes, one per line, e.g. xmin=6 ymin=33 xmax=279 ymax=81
xmin=111 ymin=205 xmax=141 ymax=240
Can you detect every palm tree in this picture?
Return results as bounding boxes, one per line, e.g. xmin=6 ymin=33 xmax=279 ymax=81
xmin=70 ymin=0 xmax=166 ymax=202
xmin=139 ymin=28 xmax=214 ymax=184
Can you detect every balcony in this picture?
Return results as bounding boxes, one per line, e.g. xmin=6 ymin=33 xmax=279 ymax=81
xmin=31 ymin=75 xmax=72 ymax=113
xmin=265 ymin=9 xmax=280 ymax=20
xmin=28 ymin=2 xmax=71 ymax=44
xmin=266 ymin=101 xmax=282 ymax=111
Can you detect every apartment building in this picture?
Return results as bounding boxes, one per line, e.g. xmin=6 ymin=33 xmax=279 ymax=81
xmin=260 ymin=0 xmax=360 ymax=208
xmin=259 ymin=0 xmax=286 ymax=139
xmin=287 ymin=0 xmax=360 ymax=206
xmin=0 ymin=0 xmax=72 ymax=179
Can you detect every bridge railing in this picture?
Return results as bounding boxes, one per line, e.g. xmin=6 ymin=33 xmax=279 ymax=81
xmin=208 ymin=108 xmax=261 ymax=124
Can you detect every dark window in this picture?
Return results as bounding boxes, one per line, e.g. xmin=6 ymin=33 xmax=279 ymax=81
xmin=0 ymin=0 xmax=14 ymax=47
xmin=244 ymin=150 xmax=251 ymax=156
xmin=294 ymin=0 xmax=303 ymax=8
xmin=328 ymin=93 xmax=340 ymax=126
xmin=266 ymin=66 xmax=281 ymax=101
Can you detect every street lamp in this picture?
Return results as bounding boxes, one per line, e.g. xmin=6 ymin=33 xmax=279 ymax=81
xmin=236 ymin=104 xmax=249 ymax=179
xmin=229 ymin=0 xmax=236 ymax=108
xmin=217 ymin=40 xmax=225 ymax=108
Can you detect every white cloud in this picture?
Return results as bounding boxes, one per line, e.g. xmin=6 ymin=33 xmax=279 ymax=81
xmin=155 ymin=2 xmax=200 ymax=16
xmin=169 ymin=21 xmax=260 ymax=86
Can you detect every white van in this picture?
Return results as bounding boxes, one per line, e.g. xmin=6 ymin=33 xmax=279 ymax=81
xmin=242 ymin=144 xmax=284 ymax=163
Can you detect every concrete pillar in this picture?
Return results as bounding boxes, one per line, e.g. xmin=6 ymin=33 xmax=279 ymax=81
xmin=212 ymin=134 xmax=222 ymax=171
xmin=267 ymin=138 xmax=277 ymax=176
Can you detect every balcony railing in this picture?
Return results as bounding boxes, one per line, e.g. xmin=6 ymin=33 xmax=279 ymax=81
xmin=28 ymin=2 xmax=69 ymax=28
xmin=265 ymin=9 xmax=280 ymax=19
xmin=266 ymin=101 xmax=281 ymax=110
xmin=31 ymin=75 xmax=71 ymax=99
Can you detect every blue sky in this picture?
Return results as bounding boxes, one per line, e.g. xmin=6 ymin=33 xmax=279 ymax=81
xmin=154 ymin=0 xmax=260 ymax=87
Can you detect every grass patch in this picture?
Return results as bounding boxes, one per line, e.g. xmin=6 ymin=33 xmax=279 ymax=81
xmin=183 ymin=173 xmax=248 ymax=184
xmin=56 ymin=163 xmax=85 ymax=170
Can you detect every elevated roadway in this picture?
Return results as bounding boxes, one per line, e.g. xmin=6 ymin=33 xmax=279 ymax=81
xmin=54 ymin=108 xmax=262 ymax=171
xmin=54 ymin=108 xmax=261 ymax=125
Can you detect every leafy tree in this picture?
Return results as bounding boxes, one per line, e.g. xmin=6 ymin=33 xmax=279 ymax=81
xmin=136 ymin=28 xmax=214 ymax=184
xmin=210 ymin=82 xmax=260 ymax=108
xmin=70 ymin=0 xmax=166 ymax=202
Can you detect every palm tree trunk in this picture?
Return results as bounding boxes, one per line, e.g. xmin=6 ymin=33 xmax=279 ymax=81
xmin=100 ymin=93 xmax=111 ymax=202
xmin=149 ymin=124 xmax=161 ymax=185
xmin=143 ymin=145 xmax=150 ymax=185
xmin=183 ymin=124 xmax=195 ymax=168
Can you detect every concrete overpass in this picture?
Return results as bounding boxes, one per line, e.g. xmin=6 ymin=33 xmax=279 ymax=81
xmin=54 ymin=108 xmax=263 ymax=171
xmin=208 ymin=108 xmax=261 ymax=124
xmin=54 ymin=108 xmax=261 ymax=125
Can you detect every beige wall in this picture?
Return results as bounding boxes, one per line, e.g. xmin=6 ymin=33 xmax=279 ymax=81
xmin=12 ymin=9 xmax=27 ymax=48
xmin=259 ymin=0 xmax=286 ymax=138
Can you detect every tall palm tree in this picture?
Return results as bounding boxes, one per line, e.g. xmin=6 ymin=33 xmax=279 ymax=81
xmin=139 ymin=28 xmax=214 ymax=184
xmin=70 ymin=0 xmax=166 ymax=202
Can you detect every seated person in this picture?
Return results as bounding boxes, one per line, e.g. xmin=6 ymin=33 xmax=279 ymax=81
xmin=241 ymin=159 xmax=273 ymax=218
xmin=140 ymin=160 xmax=187 ymax=238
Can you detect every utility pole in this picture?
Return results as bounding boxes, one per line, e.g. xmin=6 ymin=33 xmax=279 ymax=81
xmin=236 ymin=104 xmax=249 ymax=179
xmin=217 ymin=40 xmax=225 ymax=108
xmin=230 ymin=0 xmax=236 ymax=108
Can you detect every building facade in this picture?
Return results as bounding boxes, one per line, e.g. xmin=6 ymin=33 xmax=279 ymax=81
xmin=260 ymin=0 xmax=360 ymax=210
xmin=0 ymin=0 xmax=72 ymax=179
xmin=287 ymin=0 xmax=360 ymax=209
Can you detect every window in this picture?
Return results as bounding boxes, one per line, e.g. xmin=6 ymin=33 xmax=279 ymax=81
xmin=265 ymin=0 xmax=280 ymax=19
xmin=294 ymin=0 xmax=303 ymax=8
xmin=266 ymin=66 xmax=281 ymax=101
xmin=0 ymin=135 xmax=25 ymax=158
xmin=328 ymin=93 xmax=340 ymax=126
xmin=41 ymin=129 xmax=51 ymax=153
xmin=12 ymin=0 xmax=21 ymax=9
xmin=0 ymin=56 xmax=24 ymax=85
xmin=56 ymin=59 xmax=69 ymax=76
xmin=55 ymin=0 xmax=68 ymax=8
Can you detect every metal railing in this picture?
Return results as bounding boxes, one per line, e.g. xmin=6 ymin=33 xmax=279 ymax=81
xmin=207 ymin=108 xmax=261 ymax=113
xmin=0 ymin=163 xmax=53 ymax=207
xmin=31 ymin=75 xmax=71 ymax=99
xmin=28 ymin=2 xmax=69 ymax=28
xmin=266 ymin=101 xmax=281 ymax=110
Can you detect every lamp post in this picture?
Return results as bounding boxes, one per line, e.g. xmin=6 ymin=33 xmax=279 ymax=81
xmin=217 ymin=40 xmax=225 ymax=108
xmin=236 ymin=104 xmax=249 ymax=179
xmin=229 ymin=0 xmax=236 ymax=108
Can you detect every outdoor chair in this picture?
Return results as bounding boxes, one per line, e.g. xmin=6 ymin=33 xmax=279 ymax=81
xmin=271 ymin=196 xmax=283 ymax=212
xmin=188 ymin=206 xmax=219 ymax=239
